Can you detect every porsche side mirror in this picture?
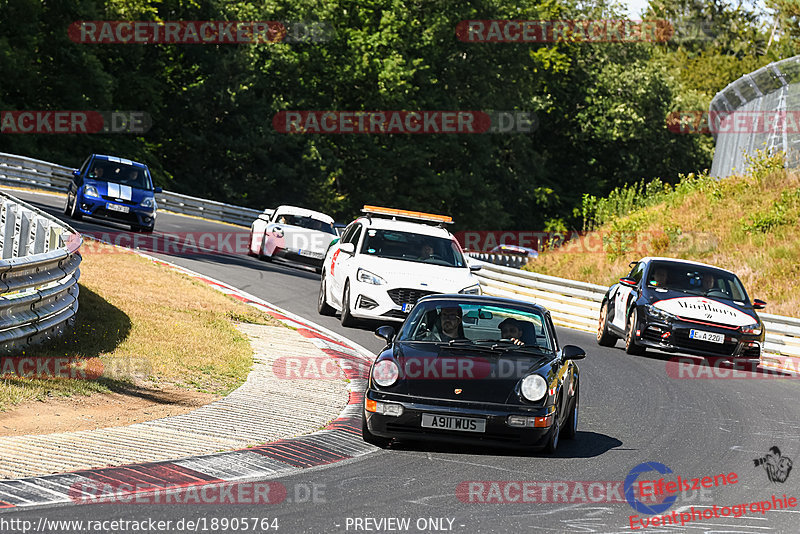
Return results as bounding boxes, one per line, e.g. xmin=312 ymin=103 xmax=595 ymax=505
xmin=619 ymin=277 xmax=637 ymax=287
xmin=339 ymin=242 xmax=355 ymax=255
xmin=753 ymin=299 xmax=766 ymax=310
xmin=469 ymin=264 xmax=482 ymax=272
xmin=154 ymin=186 xmax=163 ymax=193
xmin=561 ymin=345 xmax=586 ymax=360
xmin=72 ymin=169 xmax=80 ymax=177
xmin=375 ymin=325 xmax=395 ymax=343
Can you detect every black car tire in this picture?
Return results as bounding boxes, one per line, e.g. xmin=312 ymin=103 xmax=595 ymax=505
xmin=543 ymin=414 xmax=560 ymax=454
xmin=625 ymin=309 xmax=646 ymax=355
xmin=596 ymin=300 xmax=618 ymax=347
xmin=318 ymin=273 xmax=336 ymax=316
xmin=69 ymin=193 xmax=82 ymax=220
xmin=562 ymin=390 xmax=578 ymax=440
xmin=340 ymin=282 xmax=357 ymax=327
xmin=362 ymin=415 xmax=391 ymax=448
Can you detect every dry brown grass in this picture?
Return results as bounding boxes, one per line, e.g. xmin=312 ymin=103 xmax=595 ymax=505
xmin=525 ymin=170 xmax=800 ymax=316
xmin=0 ymin=240 xmax=280 ymax=409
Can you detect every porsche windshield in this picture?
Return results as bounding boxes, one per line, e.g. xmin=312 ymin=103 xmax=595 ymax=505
xmin=274 ymin=214 xmax=336 ymax=234
xmin=647 ymin=262 xmax=750 ymax=302
xmin=360 ymin=229 xmax=466 ymax=267
xmin=398 ymin=301 xmax=554 ymax=352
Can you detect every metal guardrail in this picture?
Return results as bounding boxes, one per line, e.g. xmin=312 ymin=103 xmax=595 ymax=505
xmin=0 ymin=191 xmax=82 ymax=353
xmin=469 ymin=258 xmax=800 ymax=370
xmin=0 ymin=152 xmax=262 ymax=227
xmin=467 ymin=252 xmax=529 ymax=269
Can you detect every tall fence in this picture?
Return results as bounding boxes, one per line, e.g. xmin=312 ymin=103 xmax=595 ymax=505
xmin=710 ymin=55 xmax=800 ymax=177
xmin=0 ymin=191 xmax=82 ymax=352
xmin=0 ymin=152 xmax=263 ymax=227
xmin=470 ymin=259 xmax=800 ymax=374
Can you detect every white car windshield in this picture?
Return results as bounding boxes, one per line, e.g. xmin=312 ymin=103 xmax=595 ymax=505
xmin=274 ymin=214 xmax=336 ymax=234
xmin=647 ymin=262 xmax=750 ymax=302
xmin=360 ymin=229 xmax=466 ymax=267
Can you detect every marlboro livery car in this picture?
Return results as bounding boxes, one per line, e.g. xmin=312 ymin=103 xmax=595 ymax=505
xmin=66 ymin=154 xmax=162 ymax=232
xmin=317 ymin=206 xmax=482 ymax=327
xmin=597 ymin=257 xmax=766 ymax=359
xmin=249 ymin=205 xmax=337 ymax=272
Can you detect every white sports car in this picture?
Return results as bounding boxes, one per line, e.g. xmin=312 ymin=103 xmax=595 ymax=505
xmin=317 ymin=206 xmax=482 ymax=326
xmin=249 ymin=205 xmax=337 ymax=272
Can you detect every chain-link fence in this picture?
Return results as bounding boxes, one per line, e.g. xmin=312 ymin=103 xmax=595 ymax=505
xmin=710 ymin=55 xmax=800 ymax=177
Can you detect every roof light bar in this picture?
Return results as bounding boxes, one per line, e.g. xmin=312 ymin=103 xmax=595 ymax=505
xmin=362 ymin=205 xmax=453 ymax=224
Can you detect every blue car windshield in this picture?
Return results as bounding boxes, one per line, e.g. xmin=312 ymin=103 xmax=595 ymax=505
xmin=88 ymin=162 xmax=152 ymax=190
xmin=398 ymin=300 xmax=553 ymax=351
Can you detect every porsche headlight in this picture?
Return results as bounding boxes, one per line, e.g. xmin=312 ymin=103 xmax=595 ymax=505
xmin=372 ymin=360 xmax=399 ymax=387
xmin=358 ymin=268 xmax=386 ymax=285
xmin=459 ymin=283 xmax=482 ymax=295
xmin=520 ymin=374 xmax=548 ymax=401
xmin=646 ymin=304 xmax=676 ymax=322
xmin=740 ymin=323 xmax=762 ymax=335
xmin=83 ymin=185 xmax=99 ymax=198
xmin=140 ymin=197 xmax=155 ymax=209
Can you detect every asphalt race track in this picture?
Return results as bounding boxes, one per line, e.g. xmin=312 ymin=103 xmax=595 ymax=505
xmin=4 ymin=190 xmax=800 ymax=534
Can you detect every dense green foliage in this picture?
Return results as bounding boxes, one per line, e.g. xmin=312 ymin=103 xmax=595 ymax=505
xmin=0 ymin=0 xmax=794 ymax=230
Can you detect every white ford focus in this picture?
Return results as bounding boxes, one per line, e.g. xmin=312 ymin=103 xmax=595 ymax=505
xmin=318 ymin=206 xmax=482 ymax=326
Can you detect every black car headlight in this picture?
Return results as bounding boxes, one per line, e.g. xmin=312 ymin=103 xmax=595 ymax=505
xmin=372 ymin=360 xmax=399 ymax=387
xmin=646 ymin=304 xmax=677 ymax=322
xmin=740 ymin=323 xmax=762 ymax=335
xmin=520 ymin=374 xmax=548 ymax=402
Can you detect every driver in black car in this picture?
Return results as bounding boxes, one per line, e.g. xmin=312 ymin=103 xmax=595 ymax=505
xmin=419 ymin=306 xmax=467 ymax=341
xmin=702 ymin=272 xmax=716 ymax=291
xmin=499 ymin=318 xmax=525 ymax=345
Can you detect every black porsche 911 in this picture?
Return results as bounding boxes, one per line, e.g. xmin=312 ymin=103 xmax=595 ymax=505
xmin=362 ymin=295 xmax=585 ymax=453
xmin=597 ymin=257 xmax=766 ymax=359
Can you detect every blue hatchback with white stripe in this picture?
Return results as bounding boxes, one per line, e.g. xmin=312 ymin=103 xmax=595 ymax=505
xmin=65 ymin=154 xmax=162 ymax=232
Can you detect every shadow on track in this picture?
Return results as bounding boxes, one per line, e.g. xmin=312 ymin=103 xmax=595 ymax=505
xmin=386 ymin=431 xmax=622 ymax=459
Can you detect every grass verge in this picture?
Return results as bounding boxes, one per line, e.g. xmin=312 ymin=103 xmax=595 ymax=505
xmin=0 ymin=239 xmax=280 ymax=410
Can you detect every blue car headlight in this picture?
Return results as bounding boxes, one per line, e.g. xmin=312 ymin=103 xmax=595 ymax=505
xmin=83 ymin=185 xmax=99 ymax=198
xmin=140 ymin=197 xmax=155 ymax=209
xmin=646 ymin=304 xmax=676 ymax=322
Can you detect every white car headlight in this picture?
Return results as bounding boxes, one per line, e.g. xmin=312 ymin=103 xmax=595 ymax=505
xmin=83 ymin=185 xmax=99 ymax=198
xmin=740 ymin=323 xmax=762 ymax=335
xmin=373 ymin=360 xmax=399 ymax=387
xmin=459 ymin=283 xmax=482 ymax=295
xmin=358 ymin=268 xmax=386 ymax=285
xmin=520 ymin=374 xmax=548 ymax=401
xmin=140 ymin=197 xmax=155 ymax=209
